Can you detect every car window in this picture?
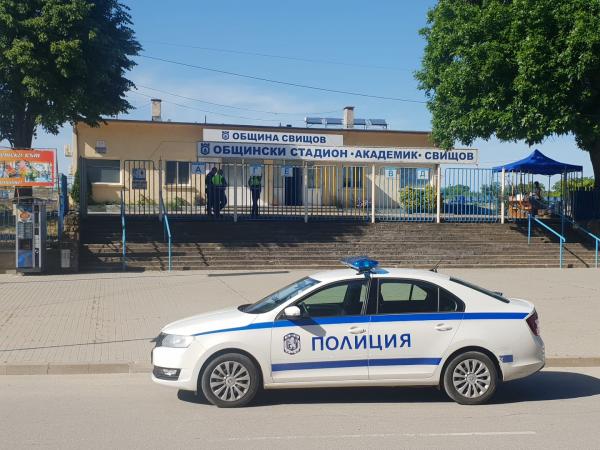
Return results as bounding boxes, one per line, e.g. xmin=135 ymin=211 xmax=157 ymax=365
xmin=296 ymin=280 xmax=368 ymax=317
xmin=438 ymin=288 xmax=464 ymax=312
xmin=376 ymin=279 xmax=463 ymax=314
xmin=243 ymin=277 xmax=319 ymax=314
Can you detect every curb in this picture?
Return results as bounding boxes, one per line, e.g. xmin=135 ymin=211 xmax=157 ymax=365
xmin=1 ymin=358 xmax=599 ymax=375
xmin=0 ymin=362 xmax=152 ymax=375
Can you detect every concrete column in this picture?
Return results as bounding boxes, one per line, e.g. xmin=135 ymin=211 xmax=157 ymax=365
xmin=500 ymin=168 xmax=506 ymax=224
xmin=371 ymin=164 xmax=376 ymax=224
xmin=436 ymin=165 xmax=442 ymax=223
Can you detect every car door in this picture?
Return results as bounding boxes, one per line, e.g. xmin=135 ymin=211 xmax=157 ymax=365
xmin=367 ymin=278 xmax=464 ymax=380
xmin=270 ymin=278 xmax=370 ymax=383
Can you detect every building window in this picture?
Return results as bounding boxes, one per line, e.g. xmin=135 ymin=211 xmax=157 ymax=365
xmin=343 ymin=167 xmax=363 ymax=188
xmin=166 ymin=161 xmax=190 ymax=185
xmin=87 ymin=159 xmax=120 ymax=184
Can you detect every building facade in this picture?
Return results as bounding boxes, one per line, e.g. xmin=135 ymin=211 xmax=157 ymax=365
xmin=73 ymin=106 xmax=480 ymax=222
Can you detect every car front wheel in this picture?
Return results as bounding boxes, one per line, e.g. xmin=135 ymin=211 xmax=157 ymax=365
xmin=443 ymin=351 xmax=498 ymax=405
xmin=200 ymin=353 xmax=260 ymax=408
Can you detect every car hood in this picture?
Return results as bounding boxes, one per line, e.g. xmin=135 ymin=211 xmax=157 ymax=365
xmin=161 ymin=306 xmax=258 ymax=336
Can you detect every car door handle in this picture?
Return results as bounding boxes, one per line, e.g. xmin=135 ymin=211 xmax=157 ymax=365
xmin=435 ymin=323 xmax=453 ymax=331
xmin=349 ymin=326 xmax=367 ymax=334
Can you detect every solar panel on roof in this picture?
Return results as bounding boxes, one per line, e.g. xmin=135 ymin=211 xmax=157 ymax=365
xmin=324 ymin=118 xmax=343 ymax=125
xmin=354 ymin=118 xmax=367 ymax=126
xmin=368 ymin=119 xmax=388 ymax=127
xmin=305 ymin=117 xmax=324 ymax=125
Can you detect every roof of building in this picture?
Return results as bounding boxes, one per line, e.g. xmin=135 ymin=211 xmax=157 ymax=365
xmin=89 ymin=118 xmax=432 ymax=136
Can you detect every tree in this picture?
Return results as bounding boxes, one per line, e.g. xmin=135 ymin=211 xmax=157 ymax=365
xmin=416 ymin=0 xmax=600 ymax=189
xmin=0 ymin=0 xmax=140 ymax=148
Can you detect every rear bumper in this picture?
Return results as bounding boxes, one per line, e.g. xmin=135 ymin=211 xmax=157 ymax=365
xmin=502 ymin=335 xmax=545 ymax=381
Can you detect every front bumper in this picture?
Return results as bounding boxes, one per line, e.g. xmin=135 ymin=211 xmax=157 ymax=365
xmin=151 ymin=344 xmax=203 ymax=391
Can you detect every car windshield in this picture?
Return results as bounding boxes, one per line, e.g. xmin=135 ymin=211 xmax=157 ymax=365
xmin=450 ymin=277 xmax=510 ymax=303
xmin=242 ymin=277 xmax=319 ymax=314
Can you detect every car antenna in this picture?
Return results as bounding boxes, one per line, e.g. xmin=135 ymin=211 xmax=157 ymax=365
xmin=430 ymin=259 xmax=443 ymax=273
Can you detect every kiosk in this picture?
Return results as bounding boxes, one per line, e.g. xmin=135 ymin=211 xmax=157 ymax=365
xmin=15 ymin=198 xmax=46 ymax=273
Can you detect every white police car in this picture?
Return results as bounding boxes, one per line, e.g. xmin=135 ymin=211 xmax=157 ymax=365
xmin=152 ymin=258 xmax=544 ymax=407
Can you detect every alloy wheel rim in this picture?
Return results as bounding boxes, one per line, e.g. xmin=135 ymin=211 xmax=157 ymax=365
xmin=452 ymin=359 xmax=491 ymax=399
xmin=209 ymin=361 xmax=251 ymax=401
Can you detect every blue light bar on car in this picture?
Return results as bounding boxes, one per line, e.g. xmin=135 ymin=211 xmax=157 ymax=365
xmin=341 ymin=256 xmax=379 ymax=273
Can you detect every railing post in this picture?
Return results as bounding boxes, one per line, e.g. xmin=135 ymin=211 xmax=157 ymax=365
xmin=528 ymin=214 xmax=531 ymax=244
xmin=560 ymin=240 xmax=563 ymax=269
xmin=436 ymin=165 xmax=441 ymax=223
xmin=500 ymin=168 xmax=506 ymax=224
xmin=371 ymin=164 xmax=376 ymax=224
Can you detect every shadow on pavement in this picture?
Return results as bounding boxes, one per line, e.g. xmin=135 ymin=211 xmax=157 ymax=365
xmin=177 ymin=370 xmax=600 ymax=407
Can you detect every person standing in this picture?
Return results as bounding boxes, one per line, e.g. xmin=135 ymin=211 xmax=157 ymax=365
xmin=216 ymin=169 xmax=228 ymax=213
xmin=248 ymin=174 xmax=262 ymax=217
xmin=211 ymin=168 xmax=226 ymax=218
xmin=205 ymin=167 xmax=217 ymax=216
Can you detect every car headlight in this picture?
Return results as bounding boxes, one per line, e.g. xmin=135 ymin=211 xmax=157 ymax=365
xmin=160 ymin=334 xmax=194 ymax=348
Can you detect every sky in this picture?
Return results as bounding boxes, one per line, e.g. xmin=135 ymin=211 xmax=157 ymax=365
xmin=5 ymin=0 xmax=594 ymax=177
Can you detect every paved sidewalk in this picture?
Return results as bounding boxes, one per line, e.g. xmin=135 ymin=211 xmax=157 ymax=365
xmin=1 ymin=268 xmax=599 ymax=373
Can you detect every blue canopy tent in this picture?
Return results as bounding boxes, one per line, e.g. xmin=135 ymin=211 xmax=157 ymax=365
xmin=492 ymin=149 xmax=582 ymax=175
xmin=493 ymin=149 xmax=583 ymax=238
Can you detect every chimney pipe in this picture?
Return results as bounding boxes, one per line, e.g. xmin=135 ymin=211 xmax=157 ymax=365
xmin=343 ymin=106 xmax=354 ymax=129
xmin=151 ymin=98 xmax=162 ymax=121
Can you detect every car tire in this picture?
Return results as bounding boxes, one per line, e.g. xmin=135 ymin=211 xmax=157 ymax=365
xmin=200 ymin=353 xmax=260 ymax=408
xmin=443 ymin=351 xmax=498 ymax=405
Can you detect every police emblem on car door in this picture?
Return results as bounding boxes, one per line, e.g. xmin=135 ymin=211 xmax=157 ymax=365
xmin=271 ymin=279 xmax=370 ymax=382
xmin=283 ymin=333 xmax=301 ymax=355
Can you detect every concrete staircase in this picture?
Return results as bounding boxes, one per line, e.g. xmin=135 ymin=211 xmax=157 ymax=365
xmin=79 ymin=216 xmax=599 ymax=272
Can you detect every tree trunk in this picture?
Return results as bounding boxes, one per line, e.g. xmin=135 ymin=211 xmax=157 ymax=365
xmin=11 ymin=106 xmax=35 ymax=148
xmin=591 ymin=143 xmax=600 ymax=189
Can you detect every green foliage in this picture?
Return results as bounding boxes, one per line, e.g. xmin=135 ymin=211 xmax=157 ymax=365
xmin=69 ymin=168 xmax=91 ymax=205
xmin=398 ymin=186 xmax=437 ymax=212
xmin=480 ymin=182 xmax=501 ymax=197
xmin=0 ymin=0 xmax=141 ymax=147
xmin=416 ymin=0 xmax=600 ymax=187
xmin=167 ymin=196 xmax=190 ymax=210
xmin=552 ymin=177 xmax=595 ymax=193
xmin=135 ymin=194 xmax=157 ymax=207
xmin=440 ymin=184 xmax=470 ymax=200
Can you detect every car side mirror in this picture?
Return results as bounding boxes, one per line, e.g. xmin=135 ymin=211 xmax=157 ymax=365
xmin=283 ymin=306 xmax=302 ymax=319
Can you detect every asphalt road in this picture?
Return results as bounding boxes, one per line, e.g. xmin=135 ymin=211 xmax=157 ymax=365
xmin=2 ymin=368 xmax=600 ymax=449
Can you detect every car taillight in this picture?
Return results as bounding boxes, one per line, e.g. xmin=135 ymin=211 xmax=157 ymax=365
xmin=526 ymin=310 xmax=540 ymax=336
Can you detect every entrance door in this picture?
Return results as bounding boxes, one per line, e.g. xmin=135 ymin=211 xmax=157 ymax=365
xmin=367 ymin=278 xmax=463 ymax=380
xmin=284 ymin=167 xmax=303 ymax=206
xmin=270 ymin=278 xmax=370 ymax=383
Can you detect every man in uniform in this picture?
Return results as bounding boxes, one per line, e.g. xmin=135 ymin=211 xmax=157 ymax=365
xmin=212 ymin=168 xmax=227 ymax=218
xmin=205 ymin=167 xmax=217 ymax=216
xmin=248 ymin=174 xmax=262 ymax=217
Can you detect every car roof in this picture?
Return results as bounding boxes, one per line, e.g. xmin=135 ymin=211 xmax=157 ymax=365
xmin=310 ymin=268 xmax=451 ymax=283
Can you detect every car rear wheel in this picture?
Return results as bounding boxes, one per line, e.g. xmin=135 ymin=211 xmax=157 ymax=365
xmin=200 ymin=353 xmax=260 ymax=408
xmin=443 ymin=351 xmax=498 ymax=405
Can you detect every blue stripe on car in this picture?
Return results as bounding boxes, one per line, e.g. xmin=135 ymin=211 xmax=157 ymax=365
xmin=192 ymin=312 xmax=528 ymax=336
xmin=271 ymin=357 xmax=442 ymax=372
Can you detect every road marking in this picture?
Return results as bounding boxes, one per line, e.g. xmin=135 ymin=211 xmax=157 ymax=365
xmin=210 ymin=431 xmax=536 ymax=442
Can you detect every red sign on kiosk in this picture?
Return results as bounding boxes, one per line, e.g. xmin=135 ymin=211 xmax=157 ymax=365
xmin=0 ymin=149 xmax=56 ymax=187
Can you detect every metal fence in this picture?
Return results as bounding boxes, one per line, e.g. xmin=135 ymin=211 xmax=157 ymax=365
xmin=83 ymin=158 xmax=593 ymax=224
xmin=442 ymin=168 xmax=501 ymax=222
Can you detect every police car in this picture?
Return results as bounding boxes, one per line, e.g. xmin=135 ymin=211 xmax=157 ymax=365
xmin=152 ymin=258 xmax=544 ymax=407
